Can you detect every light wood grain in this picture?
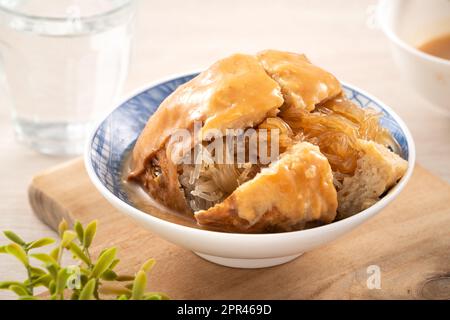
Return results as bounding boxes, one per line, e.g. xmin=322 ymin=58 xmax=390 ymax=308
xmin=27 ymin=158 xmax=450 ymax=299
xmin=1 ymin=0 xmax=449 ymax=299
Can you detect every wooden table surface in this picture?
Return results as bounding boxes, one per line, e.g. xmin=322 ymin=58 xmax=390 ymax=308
xmin=0 ymin=0 xmax=449 ymax=299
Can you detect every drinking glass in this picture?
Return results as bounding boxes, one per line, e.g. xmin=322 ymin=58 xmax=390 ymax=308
xmin=0 ymin=0 xmax=135 ymax=155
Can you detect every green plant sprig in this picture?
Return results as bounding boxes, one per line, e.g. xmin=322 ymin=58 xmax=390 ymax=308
xmin=0 ymin=219 xmax=169 ymax=300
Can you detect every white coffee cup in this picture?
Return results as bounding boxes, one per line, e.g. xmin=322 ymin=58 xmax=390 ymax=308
xmin=377 ymin=0 xmax=450 ymax=115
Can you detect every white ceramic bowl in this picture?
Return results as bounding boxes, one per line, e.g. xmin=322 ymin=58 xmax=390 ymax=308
xmin=85 ymin=74 xmax=415 ymax=268
xmin=378 ymin=0 xmax=450 ymax=114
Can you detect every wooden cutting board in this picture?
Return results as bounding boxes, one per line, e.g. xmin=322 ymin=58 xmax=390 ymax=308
xmin=28 ymin=158 xmax=450 ymax=299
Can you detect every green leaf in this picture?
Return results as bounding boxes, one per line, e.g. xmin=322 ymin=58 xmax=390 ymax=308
xmin=19 ymin=296 xmax=38 ymax=300
xmin=48 ymin=280 xmax=56 ymax=295
xmin=78 ymin=279 xmax=96 ymax=300
xmin=0 ymin=281 xmax=24 ymax=290
xmin=69 ymin=243 xmax=90 ymax=265
xmin=5 ymin=243 xmax=28 ymax=266
xmin=141 ymin=258 xmax=156 ymax=273
xmin=61 ymin=231 xmax=77 ymax=248
xmin=131 ymin=270 xmax=146 ymax=300
xmin=97 ymin=248 xmax=108 ymax=257
xmin=0 ymin=222 xmax=166 ymax=301
xmin=74 ymin=221 xmax=84 ymax=244
xmin=27 ymin=238 xmax=55 ymax=250
xmin=91 ymin=247 xmax=116 ymax=278
xmin=29 ymin=266 xmax=47 ymax=277
xmin=32 ymin=274 xmax=52 ymax=288
xmin=109 ymin=259 xmax=120 ymax=270
xmin=80 ymin=268 xmax=91 ymax=275
xmin=144 ymin=294 xmax=162 ymax=300
xmin=58 ymin=219 xmax=69 ymax=238
xmin=31 ymin=253 xmax=58 ymax=266
xmin=100 ymin=269 xmax=117 ymax=281
xmin=83 ymin=220 xmax=97 ymax=249
xmin=46 ymin=264 xmax=59 ymax=279
xmin=3 ymin=231 xmax=26 ymax=246
xmin=143 ymin=292 xmax=170 ymax=300
xmin=50 ymin=247 xmax=60 ymax=261
xmin=8 ymin=284 xmax=29 ymax=297
xmin=56 ymin=269 xmax=71 ymax=296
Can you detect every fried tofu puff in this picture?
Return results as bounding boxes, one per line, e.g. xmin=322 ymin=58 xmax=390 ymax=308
xmin=336 ymin=139 xmax=407 ymax=218
xmin=129 ymin=53 xmax=285 ymax=217
xmin=257 ymin=50 xmax=342 ymax=111
xmin=194 ymin=142 xmax=338 ymax=232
